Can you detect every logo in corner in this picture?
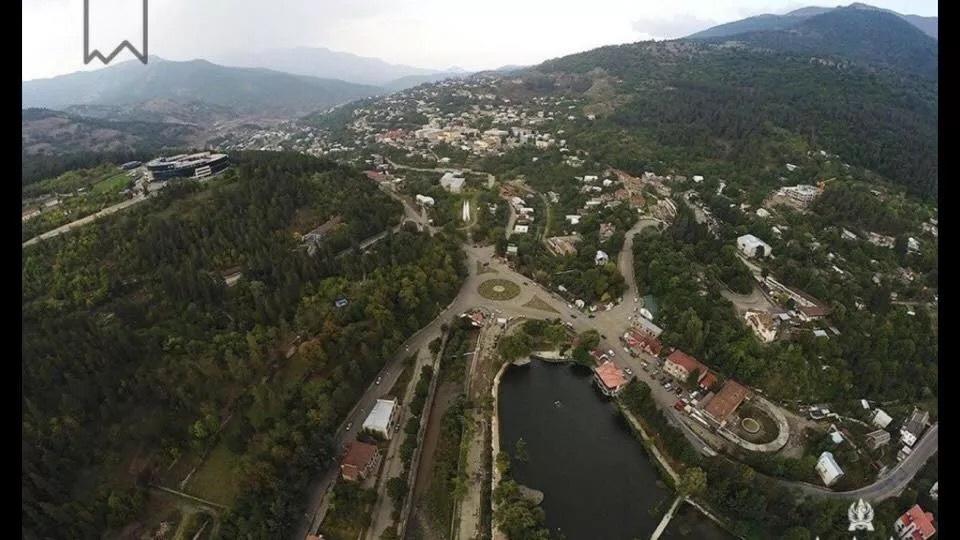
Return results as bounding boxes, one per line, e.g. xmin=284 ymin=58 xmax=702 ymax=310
xmin=83 ymin=0 xmax=149 ymax=65
xmin=848 ymin=498 xmax=874 ymax=532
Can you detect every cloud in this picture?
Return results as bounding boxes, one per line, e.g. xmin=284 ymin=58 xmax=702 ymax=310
xmin=631 ymin=14 xmax=718 ymax=39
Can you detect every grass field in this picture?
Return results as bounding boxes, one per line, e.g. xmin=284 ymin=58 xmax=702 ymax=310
xmin=92 ymin=172 xmax=132 ymax=194
xmin=477 ymin=278 xmax=520 ymax=301
xmin=183 ymin=442 xmax=243 ymax=506
xmin=522 ymin=295 xmax=559 ymax=313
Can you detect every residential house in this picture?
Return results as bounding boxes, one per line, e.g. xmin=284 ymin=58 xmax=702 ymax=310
xmin=634 ymin=316 xmax=664 ymax=338
xmin=622 ymin=327 xmax=662 ymax=357
xmin=698 ymin=371 xmax=719 ymax=392
xmin=340 ymin=441 xmax=382 ymax=482
xmin=872 ymin=409 xmax=893 ymax=429
xmin=416 ymin=194 xmax=435 ymax=206
xmin=440 ymin=172 xmax=465 ymax=193
xmin=595 ymin=250 xmax=609 ymax=265
xmin=865 ymin=429 xmax=892 ymax=450
xmin=894 ymin=504 xmax=936 ymax=540
xmin=513 ymin=224 xmax=529 ymax=234
xmin=815 ymin=451 xmax=844 ymax=486
xmin=546 ymin=236 xmax=579 ymax=257
xmin=744 ymin=310 xmax=778 ymax=342
xmin=737 ymin=234 xmax=772 ymax=258
xmin=900 ymin=409 xmax=930 ymax=447
xmin=506 ymin=244 xmax=519 ymax=256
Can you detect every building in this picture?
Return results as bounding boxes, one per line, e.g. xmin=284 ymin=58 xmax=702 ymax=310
xmin=145 ymin=152 xmax=230 ymax=181
xmin=622 ymin=328 xmax=662 ymax=356
xmin=416 ymin=194 xmax=436 ymax=206
xmin=698 ymin=371 xmax=719 ymax=392
xmin=595 ymin=250 xmax=609 ymax=265
xmin=565 ymin=214 xmax=582 ymax=225
xmin=340 ymin=441 xmax=382 ymax=482
xmin=703 ymin=380 xmax=750 ymax=427
xmin=900 ymin=409 xmax=929 ymax=447
xmin=513 ymin=224 xmax=529 ymax=234
xmin=872 ymin=409 xmax=893 ymax=429
xmin=815 ymin=451 xmax=844 ymax=486
xmin=663 ymin=350 xmax=708 ymax=383
xmin=634 ymin=316 xmax=663 ymax=338
xmin=362 ymin=399 xmax=400 ymax=440
xmin=779 ymin=184 xmax=821 ymax=206
xmin=737 ymin=234 xmax=772 ymax=259
xmin=865 ymin=429 xmax=892 ymax=450
xmin=894 ymin=504 xmax=936 ymax=540
xmin=930 ymin=482 xmax=938 ymax=501
xmin=440 ymin=172 xmax=465 ymax=193
xmin=546 ymin=236 xmax=579 ymax=257
xmin=506 ymin=244 xmax=518 ymax=256
xmin=594 ymin=360 xmax=630 ymax=397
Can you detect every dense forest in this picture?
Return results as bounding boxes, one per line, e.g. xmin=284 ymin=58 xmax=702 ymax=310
xmin=537 ymin=40 xmax=937 ymax=198
xmin=22 ymin=152 xmax=467 ymax=537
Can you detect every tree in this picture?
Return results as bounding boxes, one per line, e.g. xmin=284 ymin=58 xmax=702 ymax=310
xmin=679 ymin=466 xmax=707 ymax=497
xmin=386 ymin=476 xmax=408 ymax=509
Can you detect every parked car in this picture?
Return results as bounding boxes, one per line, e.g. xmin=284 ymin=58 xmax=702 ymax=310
xmin=375 ymin=376 xmax=382 ymax=385
xmin=674 ymin=400 xmax=685 ymax=411
xmin=345 ymin=422 xmax=353 ymax=432
xmin=607 ymin=349 xmax=615 ymax=357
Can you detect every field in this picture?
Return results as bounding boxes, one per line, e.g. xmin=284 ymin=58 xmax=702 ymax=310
xmin=478 ymin=278 xmax=521 ymax=301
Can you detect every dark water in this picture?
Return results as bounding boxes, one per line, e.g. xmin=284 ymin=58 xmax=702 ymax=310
xmin=659 ymin=503 xmax=736 ymax=540
xmin=498 ymin=360 xmax=672 ymax=540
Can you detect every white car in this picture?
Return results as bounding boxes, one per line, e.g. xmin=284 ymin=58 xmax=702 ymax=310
xmin=607 ymin=349 xmax=615 ymax=357
xmin=345 ymin=422 xmax=353 ymax=432
xmin=376 ymin=376 xmax=382 ymax=385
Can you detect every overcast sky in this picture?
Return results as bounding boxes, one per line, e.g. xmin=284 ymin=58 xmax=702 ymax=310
xmin=22 ymin=0 xmax=938 ymax=81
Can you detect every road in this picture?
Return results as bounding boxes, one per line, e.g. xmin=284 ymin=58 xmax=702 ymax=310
xmin=22 ymin=194 xmax=147 ymax=247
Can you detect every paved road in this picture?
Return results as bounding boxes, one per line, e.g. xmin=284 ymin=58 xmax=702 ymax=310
xmin=22 ymin=194 xmax=147 ymax=247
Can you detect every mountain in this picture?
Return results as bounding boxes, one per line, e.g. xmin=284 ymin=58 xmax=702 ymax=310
xmin=21 ymin=58 xmax=382 ymax=115
xmin=215 ymin=47 xmax=454 ymax=87
xmin=688 ymin=3 xmax=937 ymax=40
xmin=64 ymin=99 xmax=236 ymax=125
xmin=696 ymin=7 xmax=938 ymax=79
xmin=21 ymin=108 xmax=200 ymax=156
xmin=528 ymin=36 xmax=936 ymax=197
xmin=381 ymin=71 xmax=467 ymax=92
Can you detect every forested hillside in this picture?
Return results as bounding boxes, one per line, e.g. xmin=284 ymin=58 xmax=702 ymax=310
xmin=22 ymin=152 xmax=466 ymax=537
xmin=535 ymin=40 xmax=937 ymax=198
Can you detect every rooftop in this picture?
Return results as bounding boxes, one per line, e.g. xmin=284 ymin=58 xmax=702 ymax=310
xmin=898 ymin=504 xmax=936 ymax=539
xmin=363 ymin=398 xmax=397 ymax=432
xmin=595 ymin=361 xmax=628 ymax=390
xmin=341 ymin=440 xmax=379 ymax=469
xmin=665 ymin=350 xmax=707 ymax=377
xmin=703 ymin=380 xmax=750 ymax=422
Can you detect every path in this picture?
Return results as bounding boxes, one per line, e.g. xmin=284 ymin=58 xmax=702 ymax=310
xmin=23 ymin=194 xmax=147 ymax=247
xmin=650 ymin=496 xmax=683 ymax=540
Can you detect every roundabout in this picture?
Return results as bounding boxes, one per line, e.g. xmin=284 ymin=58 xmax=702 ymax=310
xmin=478 ymin=278 xmax=521 ymax=301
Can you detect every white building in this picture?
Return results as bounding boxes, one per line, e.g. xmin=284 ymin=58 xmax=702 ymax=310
xmin=595 ymin=250 xmax=609 ymax=265
xmin=415 ymin=194 xmax=435 ymax=206
xmin=362 ymin=398 xmax=400 ymax=440
xmin=440 ymin=172 xmax=465 ymax=193
xmin=780 ymin=184 xmax=820 ymax=206
xmin=513 ymin=224 xmax=529 ymax=234
xmin=565 ymin=215 xmax=581 ymax=225
xmin=815 ymin=451 xmax=844 ymax=486
xmin=737 ymin=234 xmax=772 ymax=259
xmin=871 ymin=409 xmax=893 ymax=429
xmin=692 ymin=175 xmax=704 ymax=183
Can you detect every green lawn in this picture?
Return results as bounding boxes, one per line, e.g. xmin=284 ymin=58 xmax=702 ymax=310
xmin=183 ymin=443 xmax=243 ymax=506
xmin=92 ymin=172 xmax=132 ymax=194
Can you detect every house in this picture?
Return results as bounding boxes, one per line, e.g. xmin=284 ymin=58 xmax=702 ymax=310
xmin=594 ymin=360 xmax=630 ymax=397
xmin=798 ymin=304 xmax=829 ymax=322
xmin=622 ymin=328 xmax=663 ymax=356
xmin=756 ymin=208 xmax=771 ymax=218
xmin=565 ymin=214 xmax=582 ymax=225
xmin=460 ymin=310 xmax=485 ymax=328
xmin=872 ymin=409 xmax=893 ymax=429
xmin=900 ymin=409 xmax=929 ymax=447
xmin=506 ymin=244 xmax=518 ymax=256
xmin=930 ymin=482 xmax=938 ymax=501
xmin=416 ymin=194 xmax=435 ymax=206
xmin=697 ymin=371 xmax=719 ymax=392
xmin=634 ymin=316 xmax=664 ymax=338
xmin=440 ymin=172 xmax=465 ymax=193
xmin=692 ymin=175 xmax=704 ymax=183
xmin=894 ymin=504 xmax=936 ymax=540
xmin=815 ymin=451 xmax=844 ymax=486
xmin=703 ymin=380 xmax=750 ymax=427
xmin=737 ymin=234 xmax=772 ymax=258
xmin=340 ymin=441 xmax=382 ymax=482
xmin=513 ymin=224 xmax=529 ymax=234
xmin=779 ymin=184 xmax=820 ymax=206
xmin=546 ymin=236 xmax=579 ymax=257
xmin=362 ymin=399 xmax=400 ymax=440
xmin=663 ymin=350 xmax=708 ymax=383
xmin=744 ymin=310 xmax=778 ymax=342
xmin=898 ymin=445 xmax=913 ymax=462
xmin=595 ymin=250 xmax=609 ymax=265
xmin=865 ymin=429 xmax=892 ymax=450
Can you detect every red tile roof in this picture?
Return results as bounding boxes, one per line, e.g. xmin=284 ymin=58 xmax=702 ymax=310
xmin=665 ymin=350 xmax=707 ymax=377
xmin=341 ymin=441 xmax=379 ymax=481
xmin=698 ymin=371 xmax=719 ymax=391
xmin=898 ymin=504 xmax=936 ymax=539
xmin=595 ymin=361 xmax=628 ymax=390
xmin=704 ymin=380 xmax=750 ymax=422
xmin=625 ymin=328 xmax=663 ymax=356
xmin=799 ymin=304 xmax=829 ymax=318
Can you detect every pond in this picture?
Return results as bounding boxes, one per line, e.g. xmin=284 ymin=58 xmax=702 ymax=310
xmin=498 ymin=359 xmax=674 ymax=539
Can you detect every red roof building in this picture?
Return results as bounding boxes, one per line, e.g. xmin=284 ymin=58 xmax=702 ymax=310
xmin=895 ymin=504 xmax=936 ymax=540
xmin=594 ymin=360 xmax=630 ymax=396
xmin=663 ymin=350 xmax=708 ymax=383
xmin=698 ymin=371 xmax=719 ymax=392
xmin=623 ymin=328 xmax=663 ymax=357
xmin=703 ymin=380 xmax=751 ymax=427
xmin=340 ymin=441 xmax=382 ymax=482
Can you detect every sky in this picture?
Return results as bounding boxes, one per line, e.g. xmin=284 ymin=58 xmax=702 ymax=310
xmin=22 ymin=0 xmax=938 ymax=81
